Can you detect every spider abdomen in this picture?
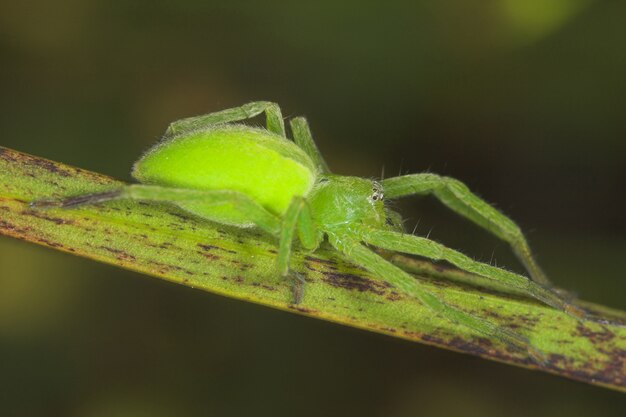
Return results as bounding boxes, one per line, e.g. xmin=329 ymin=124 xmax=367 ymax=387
xmin=132 ymin=126 xmax=317 ymax=226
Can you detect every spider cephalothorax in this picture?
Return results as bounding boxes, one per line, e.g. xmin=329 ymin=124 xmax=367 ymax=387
xmin=308 ymin=175 xmax=387 ymax=234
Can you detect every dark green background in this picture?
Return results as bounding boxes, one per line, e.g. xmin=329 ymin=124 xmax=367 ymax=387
xmin=1 ymin=1 xmax=625 ymax=416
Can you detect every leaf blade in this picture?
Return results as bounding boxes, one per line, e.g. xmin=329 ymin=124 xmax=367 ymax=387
xmin=1 ymin=146 xmax=625 ymax=392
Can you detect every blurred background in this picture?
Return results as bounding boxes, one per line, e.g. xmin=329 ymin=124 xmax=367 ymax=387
xmin=1 ymin=1 xmax=625 ymax=416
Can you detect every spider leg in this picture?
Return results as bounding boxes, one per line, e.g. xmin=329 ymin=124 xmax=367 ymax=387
xmin=164 ymin=101 xmax=286 ymax=138
xmin=381 ymin=173 xmax=552 ymax=288
xmin=278 ymin=197 xmax=321 ymax=303
xmin=328 ymin=233 xmax=546 ymax=362
xmin=358 ymin=227 xmax=585 ymax=319
xmin=31 ymin=185 xmax=282 ymax=236
xmin=289 ymin=117 xmax=331 ymax=174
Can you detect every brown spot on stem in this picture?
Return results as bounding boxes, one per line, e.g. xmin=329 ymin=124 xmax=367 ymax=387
xmin=27 ymin=210 xmax=75 ymax=225
xmin=305 ymin=255 xmax=337 ymax=266
xmin=321 ymin=272 xmax=389 ymax=295
xmin=197 ymin=243 xmax=237 ymax=254
xmin=197 ymin=250 xmax=220 ymax=261
xmin=99 ymin=246 xmax=137 ymax=262
xmin=575 ymin=323 xmax=616 ymax=344
xmin=289 ymin=305 xmax=315 ymax=314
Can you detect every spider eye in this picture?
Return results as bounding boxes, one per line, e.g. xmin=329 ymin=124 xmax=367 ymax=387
xmin=370 ymin=181 xmax=384 ymax=203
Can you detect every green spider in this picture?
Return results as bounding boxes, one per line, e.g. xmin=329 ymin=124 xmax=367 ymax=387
xmin=32 ymin=101 xmax=584 ymax=360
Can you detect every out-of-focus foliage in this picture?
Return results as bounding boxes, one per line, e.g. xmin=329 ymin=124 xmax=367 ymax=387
xmin=500 ymin=0 xmax=593 ymax=44
xmin=0 ymin=1 xmax=624 ymax=416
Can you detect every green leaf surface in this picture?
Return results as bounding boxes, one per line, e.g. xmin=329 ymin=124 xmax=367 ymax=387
xmin=1 ymin=146 xmax=625 ymax=392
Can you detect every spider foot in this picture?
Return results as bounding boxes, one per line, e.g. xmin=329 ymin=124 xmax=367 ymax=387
xmin=550 ymin=286 xmax=579 ymax=303
xmin=289 ymin=271 xmax=306 ymax=304
xmin=574 ymin=308 xmax=626 ymax=328
xmin=30 ymin=190 xmax=122 ymax=209
xmin=29 ymin=198 xmax=62 ymax=209
xmin=564 ymin=303 xmax=588 ymax=321
xmin=527 ymin=345 xmax=549 ymax=367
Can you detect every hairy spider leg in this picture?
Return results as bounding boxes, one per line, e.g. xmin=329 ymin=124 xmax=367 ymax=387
xmin=34 ymin=185 xmax=281 ymax=234
xmin=289 ymin=117 xmax=331 ymax=174
xmin=381 ymin=174 xmax=552 ymax=288
xmin=278 ymin=197 xmax=320 ymax=275
xmin=358 ymin=227 xmax=586 ymax=319
xmin=164 ymin=102 xmax=331 ymax=176
xmin=328 ymin=234 xmax=546 ymax=363
xmin=278 ymin=197 xmax=321 ymax=303
xmin=164 ymin=101 xmax=286 ymax=138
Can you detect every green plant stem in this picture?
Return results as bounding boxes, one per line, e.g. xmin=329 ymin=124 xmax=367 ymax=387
xmin=0 ymin=146 xmax=624 ymax=392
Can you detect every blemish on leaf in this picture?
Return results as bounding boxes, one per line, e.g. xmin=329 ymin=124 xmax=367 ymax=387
xmin=251 ymin=282 xmax=277 ymax=291
xmin=322 ymin=272 xmax=389 ymax=295
xmin=197 ymin=243 xmax=237 ymax=254
xmin=575 ymin=323 xmax=616 ymax=344
xmin=289 ymin=305 xmax=316 ymax=314
xmin=99 ymin=246 xmax=138 ymax=262
xmin=36 ymin=238 xmax=66 ymax=249
xmin=28 ymin=156 xmax=73 ymax=177
xmin=305 ymin=255 xmax=338 ymax=266
xmin=27 ymin=210 xmax=75 ymax=225
xmin=197 ymin=250 xmax=221 ymax=261
xmin=385 ymin=291 xmax=403 ymax=302
xmin=0 ymin=219 xmax=32 ymax=235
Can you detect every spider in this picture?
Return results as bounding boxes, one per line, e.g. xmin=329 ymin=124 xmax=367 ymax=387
xmin=32 ymin=101 xmax=584 ymax=360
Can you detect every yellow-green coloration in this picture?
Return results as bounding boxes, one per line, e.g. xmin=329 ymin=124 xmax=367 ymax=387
xmin=21 ymin=101 xmax=624 ymax=376
xmin=134 ymin=126 xmax=317 ymax=226
xmin=1 ymin=146 xmax=625 ymax=392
